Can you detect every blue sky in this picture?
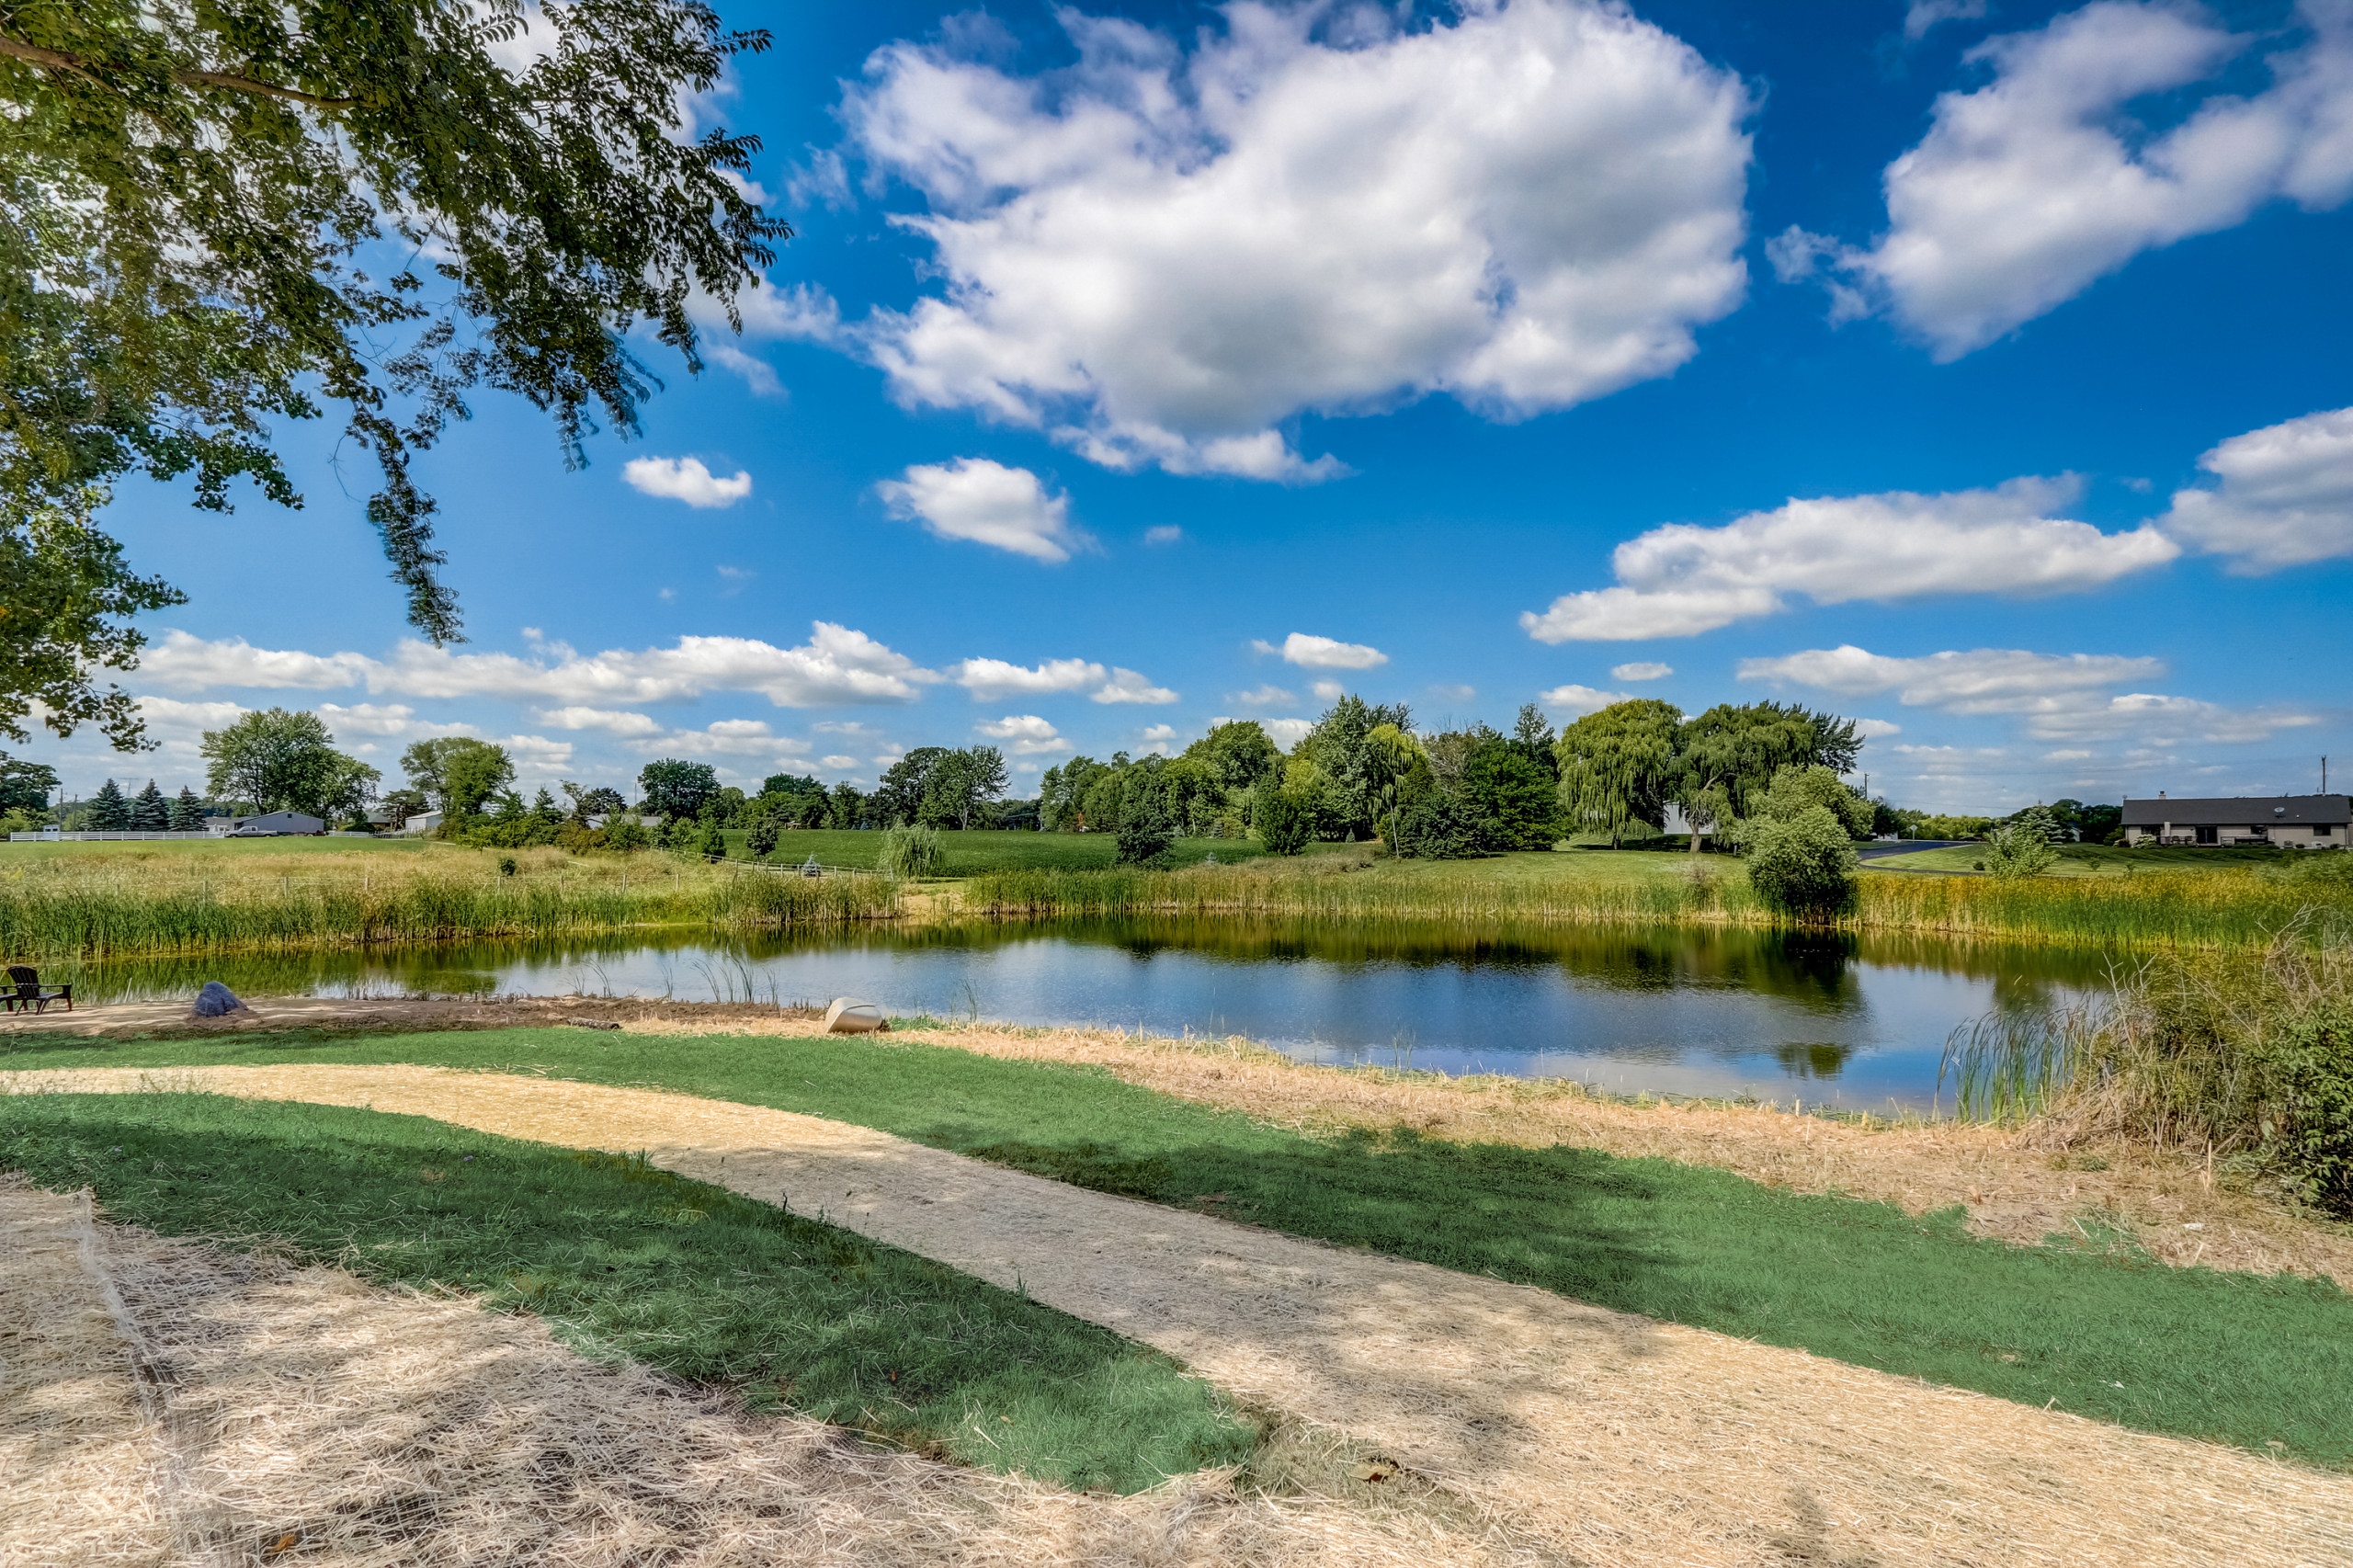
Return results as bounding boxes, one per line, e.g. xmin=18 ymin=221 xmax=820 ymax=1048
xmin=43 ymin=0 xmax=2353 ymax=812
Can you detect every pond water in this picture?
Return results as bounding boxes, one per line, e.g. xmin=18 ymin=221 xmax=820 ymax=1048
xmin=61 ymin=917 xmax=2118 ymax=1109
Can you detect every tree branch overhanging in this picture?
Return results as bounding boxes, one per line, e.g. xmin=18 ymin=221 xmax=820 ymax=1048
xmin=0 ymin=35 xmax=356 ymax=109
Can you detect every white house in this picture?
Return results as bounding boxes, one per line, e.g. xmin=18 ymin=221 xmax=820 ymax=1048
xmin=2120 ymin=793 xmax=2349 ymax=848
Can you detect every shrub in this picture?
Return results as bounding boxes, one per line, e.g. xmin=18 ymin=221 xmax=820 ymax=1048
xmin=746 ymin=814 xmax=780 ymax=859
xmin=879 ymin=824 xmax=945 ymax=878
xmin=1392 ymin=788 xmax=1483 ymax=859
xmin=496 ymin=856 xmax=518 ymax=877
xmin=1744 ymin=805 xmax=1859 ymax=920
xmin=694 ymin=822 xmax=728 ymax=860
xmin=1984 ymin=823 xmax=2060 ymax=879
xmin=1114 ymin=797 xmax=1176 ymax=867
xmin=2275 ymin=1007 xmax=2353 ymax=1212
xmin=603 ymin=815 xmax=648 ymax=852
xmin=1253 ymin=790 xmax=1313 ymax=856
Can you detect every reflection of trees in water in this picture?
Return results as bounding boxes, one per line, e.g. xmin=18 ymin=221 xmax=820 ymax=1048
xmin=1770 ymin=1041 xmax=1856 ymax=1080
xmin=71 ymin=913 xmax=2112 ymax=1027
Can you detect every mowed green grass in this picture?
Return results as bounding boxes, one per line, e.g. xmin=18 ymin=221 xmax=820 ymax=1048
xmin=719 ymin=826 xmax=1263 ymax=872
xmin=1868 ymin=843 xmax=2302 ymax=878
xmin=13 ymin=1026 xmax=2349 ymax=1466
xmin=0 ymin=1092 xmax=1247 ymax=1492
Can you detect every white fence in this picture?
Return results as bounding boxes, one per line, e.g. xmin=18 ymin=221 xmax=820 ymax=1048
xmin=7 ymin=830 xmax=226 ymax=842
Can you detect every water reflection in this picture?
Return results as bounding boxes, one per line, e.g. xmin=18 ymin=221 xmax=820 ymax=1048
xmin=55 ymin=916 xmax=2110 ymax=1108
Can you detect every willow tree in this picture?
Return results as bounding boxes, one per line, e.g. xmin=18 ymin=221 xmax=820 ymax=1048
xmin=1553 ymin=699 xmax=1681 ymax=846
xmin=2 ymin=0 xmax=789 ymax=745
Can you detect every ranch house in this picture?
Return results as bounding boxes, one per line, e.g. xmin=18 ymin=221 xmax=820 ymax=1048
xmin=2120 ymin=793 xmax=2350 ymax=848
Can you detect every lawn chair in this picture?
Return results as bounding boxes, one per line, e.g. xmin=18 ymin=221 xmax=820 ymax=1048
xmin=5 ymin=966 xmax=71 ymax=1014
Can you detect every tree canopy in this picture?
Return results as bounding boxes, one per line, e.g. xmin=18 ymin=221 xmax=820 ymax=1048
xmin=202 ymin=707 xmax=377 ymax=816
xmin=3 ymin=0 xmax=788 ymax=741
xmin=1554 ymin=699 xmax=1681 ymax=846
xmin=402 ymin=736 xmax=513 ymax=815
xmin=639 ymin=756 xmax=720 ymax=820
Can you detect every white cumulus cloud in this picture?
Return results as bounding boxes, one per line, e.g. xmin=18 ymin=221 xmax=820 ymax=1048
xmin=2163 ymin=403 xmax=2353 ymax=569
xmin=1797 ymin=2 xmax=2353 ymax=358
xmin=1262 ymin=717 xmax=1315 ymax=748
xmin=532 ymin=706 xmax=665 ymax=735
xmin=1540 ymin=684 xmax=1632 ymax=717
xmin=820 ymin=754 xmax=860 ymax=769
xmin=622 ymin=456 xmax=754 ymax=508
xmin=835 ymin=0 xmax=1753 ymax=478
xmin=975 ymin=714 xmax=1072 ymax=755
xmin=874 ymin=459 xmax=1089 ymax=562
xmin=1091 ymin=667 xmax=1177 ymax=705
xmin=1228 ymin=685 xmax=1295 ymax=709
xmin=1521 ymin=477 xmax=2177 ymax=642
xmin=143 ymin=624 xmax=940 ymax=709
xmin=949 ymin=657 xmax=1106 ymax=700
xmin=1610 ymin=662 xmax=1674 ymax=681
xmin=1255 ymin=632 xmax=1388 ymax=669
xmin=1737 ymin=644 xmax=2166 ymax=710
xmin=1905 ymin=0 xmax=1989 ymax=41
xmin=1739 ymin=642 xmax=2315 ymax=745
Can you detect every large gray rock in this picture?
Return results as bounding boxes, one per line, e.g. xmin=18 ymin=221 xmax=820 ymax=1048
xmin=191 ymin=982 xmax=246 ymax=1017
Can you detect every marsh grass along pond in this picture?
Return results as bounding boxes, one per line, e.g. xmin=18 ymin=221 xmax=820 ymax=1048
xmin=54 ymin=917 xmax=2114 ymax=1108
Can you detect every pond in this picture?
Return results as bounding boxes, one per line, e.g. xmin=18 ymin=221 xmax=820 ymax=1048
xmin=59 ymin=916 xmax=2119 ymax=1109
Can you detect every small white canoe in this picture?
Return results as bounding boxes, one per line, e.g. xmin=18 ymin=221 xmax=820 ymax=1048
xmin=823 ymin=997 xmax=889 ymax=1034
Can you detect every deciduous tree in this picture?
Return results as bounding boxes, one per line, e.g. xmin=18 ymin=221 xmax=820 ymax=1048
xmin=638 ymin=757 xmax=718 ymax=820
xmin=2 ymin=0 xmax=790 ymax=680
xmin=203 ymin=707 xmax=370 ymax=816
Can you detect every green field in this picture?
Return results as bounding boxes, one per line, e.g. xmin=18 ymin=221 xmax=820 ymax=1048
xmin=0 ymin=1090 xmax=1245 ymax=1492
xmin=1868 ymin=842 xmax=2307 ymax=878
xmin=720 ymin=826 xmax=1266 ymax=873
xmin=13 ymin=1025 xmax=2347 ymax=1467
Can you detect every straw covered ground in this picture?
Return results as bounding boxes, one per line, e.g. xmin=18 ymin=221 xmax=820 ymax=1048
xmin=4 ymin=1070 xmax=2348 ymax=1567
xmin=0 ymin=1177 xmax=1540 ymax=1568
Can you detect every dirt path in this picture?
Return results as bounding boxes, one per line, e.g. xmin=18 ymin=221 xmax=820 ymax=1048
xmin=10 ymin=1064 xmax=2349 ymax=1566
xmin=0 ymin=1178 xmax=1528 ymax=1567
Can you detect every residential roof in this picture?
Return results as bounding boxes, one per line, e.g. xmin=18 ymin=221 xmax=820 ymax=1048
xmin=2121 ymin=794 xmax=2351 ymax=827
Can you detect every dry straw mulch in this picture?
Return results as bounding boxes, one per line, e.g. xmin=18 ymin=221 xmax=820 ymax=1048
xmin=0 ymin=1176 xmax=1547 ymax=1568
xmin=8 ymin=1066 xmax=2350 ymax=1567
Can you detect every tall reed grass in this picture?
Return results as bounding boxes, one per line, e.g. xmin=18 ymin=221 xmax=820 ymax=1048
xmin=0 ymin=846 xmax=899 ymax=959
xmin=1940 ymin=925 xmax=2353 ymax=1210
xmin=964 ymin=861 xmax=2352 ymax=950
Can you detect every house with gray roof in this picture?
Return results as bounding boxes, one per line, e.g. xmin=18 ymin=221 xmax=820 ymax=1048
xmin=2120 ymin=793 xmax=2349 ymax=848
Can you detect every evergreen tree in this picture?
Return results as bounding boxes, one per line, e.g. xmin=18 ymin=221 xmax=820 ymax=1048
xmin=87 ymin=778 xmax=130 ymax=830
xmin=130 ymin=778 xmax=169 ymax=830
xmin=168 ymin=787 xmax=204 ymax=831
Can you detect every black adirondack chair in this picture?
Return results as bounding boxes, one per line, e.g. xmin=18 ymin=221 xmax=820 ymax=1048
xmin=5 ymin=966 xmax=71 ymax=1014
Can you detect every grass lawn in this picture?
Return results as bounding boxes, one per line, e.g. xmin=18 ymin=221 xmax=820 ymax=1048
xmin=12 ymin=1026 xmax=2348 ymax=1467
xmin=719 ymin=826 xmax=1264 ymax=873
xmin=0 ymin=1091 xmax=1247 ymax=1493
xmin=1866 ymin=843 xmax=2309 ymax=878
